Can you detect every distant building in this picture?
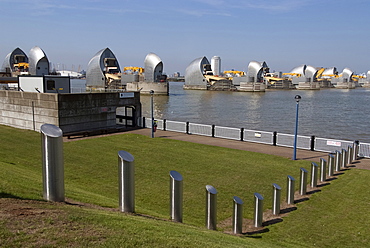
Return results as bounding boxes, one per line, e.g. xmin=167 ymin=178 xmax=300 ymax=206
xmin=211 ymin=56 xmax=221 ymax=76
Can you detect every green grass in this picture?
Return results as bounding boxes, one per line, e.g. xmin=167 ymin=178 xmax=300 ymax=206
xmin=0 ymin=124 xmax=369 ymax=247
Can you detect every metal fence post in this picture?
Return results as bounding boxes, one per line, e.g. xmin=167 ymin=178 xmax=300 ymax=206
xmin=310 ymin=135 xmax=315 ymax=151
xmin=240 ymin=128 xmax=244 ymax=141
xmin=212 ymin=125 xmax=215 ymax=137
xmin=311 ymin=162 xmax=318 ymax=188
xmin=170 ymin=170 xmax=183 ymax=222
xmin=41 ymin=124 xmax=65 ymax=202
xmin=206 ymin=185 xmax=217 ymax=230
xmin=163 ymin=119 xmax=167 ymax=131
xmin=272 ymin=183 xmax=281 ymax=215
xmin=328 ymin=153 xmax=335 ymax=177
xmin=320 ymin=158 xmax=327 ymax=182
xmin=233 ymin=196 xmax=243 ymax=234
xmin=254 ymin=193 xmax=264 ymax=228
xmin=299 ymin=168 xmax=308 ymax=195
xmin=142 ymin=117 xmax=146 ymax=128
xmin=273 ymin=131 xmax=277 ymax=146
xmin=342 ymin=149 xmax=348 ymax=168
xmin=335 ymin=150 xmax=342 ymax=172
xmin=287 ymin=175 xmax=295 ymax=204
xmin=118 ymin=150 xmax=135 ymax=213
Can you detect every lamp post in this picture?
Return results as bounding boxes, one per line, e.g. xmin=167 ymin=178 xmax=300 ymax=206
xmin=150 ymin=90 xmax=154 ymax=138
xmin=293 ymin=95 xmax=301 ymax=160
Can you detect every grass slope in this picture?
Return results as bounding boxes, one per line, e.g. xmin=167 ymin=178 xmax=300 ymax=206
xmin=1 ymin=125 xmax=369 ymax=247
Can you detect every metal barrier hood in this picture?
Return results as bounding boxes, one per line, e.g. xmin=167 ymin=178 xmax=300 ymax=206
xmin=342 ymin=68 xmax=353 ymax=80
xmin=322 ymin=67 xmax=338 ymax=78
xmin=246 ymin=61 xmax=269 ymax=82
xmin=305 ymin=65 xmax=318 ymax=80
xmin=289 ymin=64 xmax=306 ymax=77
xmin=28 ymin=46 xmax=49 ymax=76
xmin=185 ymin=56 xmax=210 ymax=86
xmin=144 ymin=53 xmax=163 ymax=82
xmin=1 ymin=47 xmax=28 ymax=72
xmin=86 ymin=47 xmax=121 ymax=87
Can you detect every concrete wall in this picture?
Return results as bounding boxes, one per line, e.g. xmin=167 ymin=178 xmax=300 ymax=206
xmin=0 ymin=90 xmax=141 ymax=134
xmin=126 ymin=81 xmax=169 ymax=95
xmin=0 ymin=90 xmax=59 ymax=131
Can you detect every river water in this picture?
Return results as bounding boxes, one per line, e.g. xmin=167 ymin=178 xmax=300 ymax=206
xmin=139 ymin=82 xmax=370 ymax=143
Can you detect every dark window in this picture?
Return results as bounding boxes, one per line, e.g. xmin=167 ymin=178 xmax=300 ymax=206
xmin=46 ymin=80 xmax=55 ymax=90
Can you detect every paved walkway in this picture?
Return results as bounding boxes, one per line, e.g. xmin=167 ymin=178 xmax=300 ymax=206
xmin=125 ymin=128 xmax=370 ymax=169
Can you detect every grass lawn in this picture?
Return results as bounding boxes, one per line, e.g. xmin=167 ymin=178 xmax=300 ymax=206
xmin=0 ymin=125 xmax=369 ymax=247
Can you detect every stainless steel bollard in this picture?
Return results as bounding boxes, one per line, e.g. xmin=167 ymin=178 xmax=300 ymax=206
xmin=170 ymin=170 xmax=183 ymax=222
xmin=320 ymin=158 xmax=327 ymax=182
xmin=335 ymin=150 xmax=342 ymax=172
xmin=299 ymin=168 xmax=308 ymax=195
xmin=233 ymin=196 xmax=243 ymax=234
xmin=311 ymin=162 xmax=318 ymax=188
xmin=342 ymin=149 xmax=348 ymax=168
xmin=328 ymin=154 xmax=335 ymax=177
xmin=347 ymin=146 xmax=353 ymax=165
xmin=206 ymin=185 xmax=217 ymax=230
xmin=41 ymin=124 xmax=65 ymax=202
xmin=272 ymin=183 xmax=281 ymax=215
xmin=254 ymin=193 xmax=264 ymax=228
xmin=353 ymin=141 xmax=359 ymax=161
xmin=118 ymin=150 xmax=135 ymax=213
xmin=286 ymin=175 xmax=295 ymax=204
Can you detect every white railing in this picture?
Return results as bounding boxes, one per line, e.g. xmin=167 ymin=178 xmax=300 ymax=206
xmin=359 ymin=143 xmax=370 ymax=158
xmin=276 ymin=133 xmax=311 ymax=150
xmin=142 ymin=117 xmax=370 ymax=158
xmin=215 ymin=126 xmax=240 ymax=140
xmin=244 ymin=129 xmax=273 ymax=145
xmin=315 ymin=138 xmax=354 ymax=153
xmin=166 ymin=120 xmax=187 ymax=133
xmin=189 ymin=123 xmax=212 ymax=136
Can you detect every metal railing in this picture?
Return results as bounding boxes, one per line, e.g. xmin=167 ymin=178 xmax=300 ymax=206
xmin=142 ymin=117 xmax=370 ymax=158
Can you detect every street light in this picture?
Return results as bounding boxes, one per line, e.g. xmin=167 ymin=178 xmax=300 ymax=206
xmin=293 ymin=95 xmax=301 ymax=160
xmin=150 ymin=90 xmax=154 ymax=138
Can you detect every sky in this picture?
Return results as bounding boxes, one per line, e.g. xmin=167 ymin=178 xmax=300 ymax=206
xmin=1 ymin=0 xmax=369 ymax=75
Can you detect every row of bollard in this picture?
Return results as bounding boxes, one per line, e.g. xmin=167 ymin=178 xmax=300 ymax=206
xmin=40 ymin=123 xmax=359 ymax=235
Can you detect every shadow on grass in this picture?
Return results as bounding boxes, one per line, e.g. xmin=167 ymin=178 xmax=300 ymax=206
xmin=0 ymin=192 xmax=23 ymax=199
xmin=280 ymin=206 xmax=297 ymax=214
xmin=294 ymin=197 xmax=309 ymax=204
xmin=317 ymin=182 xmax=330 ymax=188
xmin=325 ymin=177 xmax=338 ymax=182
xmin=263 ymin=218 xmax=283 ymax=226
xmin=244 ymin=227 xmax=270 ymax=236
xmin=307 ymin=189 xmax=321 ymax=195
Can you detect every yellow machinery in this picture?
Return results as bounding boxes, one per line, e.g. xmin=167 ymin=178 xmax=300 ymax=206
xmin=282 ymin=73 xmax=302 ymax=77
xmin=352 ymin=75 xmax=365 ymax=82
xmin=13 ymin=62 xmax=29 ymax=71
xmin=264 ymin=76 xmax=285 ymax=84
xmin=223 ymin=70 xmax=245 ymax=80
xmin=123 ymin=66 xmax=144 ymax=75
xmin=223 ymin=70 xmax=245 ymax=76
xmin=204 ymin=75 xmax=230 ymax=85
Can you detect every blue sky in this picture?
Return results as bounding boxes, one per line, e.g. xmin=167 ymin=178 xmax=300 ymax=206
xmin=1 ymin=0 xmax=369 ymax=75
